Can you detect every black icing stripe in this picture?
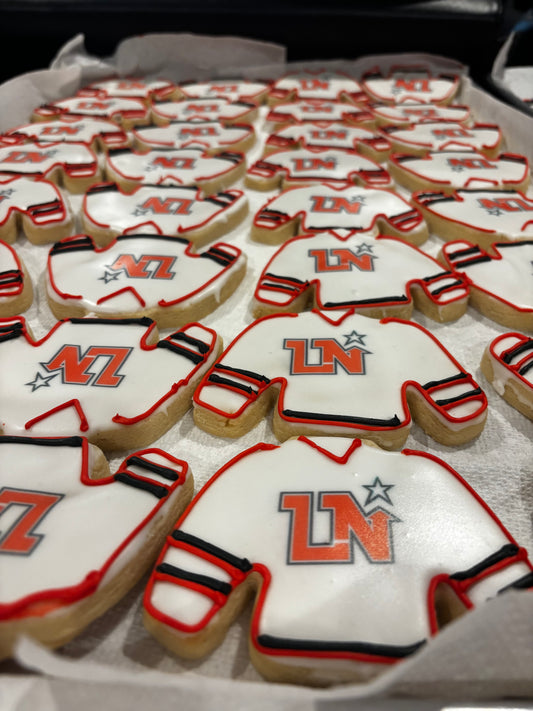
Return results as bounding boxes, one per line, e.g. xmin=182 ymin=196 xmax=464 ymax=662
xmin=446 ymin=246 xmax=482 ymax=260
xmin=323 ymin=295 xmax=408 ymax=307
xmin=0 ymin=323 xmax=24 ymax=343
xmin=114 ymin=472 xmax=168 ymax=499
xmin=69 ymin=316 xmax=154 ymax=327
xmin=265 ymin=273 xmax=306 ymax=286
xmin=282 ymin=409 xmax=402 ymax=427
xmin=451 ymin=256 xmax=492 ymax=269
xmin=0 ymin=435 xmax=83 ymax=447
xmin=169 ymin=331 xmax=210 ymax=354
xmin=116 ymin=233 xmax=189 ymax=246
xmin=434 ymin=388 xmax=483 ymax=407
xmin=27 ymin=200 xmax=63 ymax=217
xmin=498 ymin=571 xmax=533 ymax=593
xmin=0 ymin=270 xmax=23 ymax=285
xmin=519 ymin=360 xmax=533 ymax=377
xmin=422 ymin=373 xmax=466 ymax=391
xmin=156 ymin=562 xmax=232 ymax=595
xmin=217 ymin=151 xmax=243 ymax=165
xmin=257 ymin=634 xmax=425 ymax=659
xmin=156 ymin=340 xmax=203 ymax=364
xmin=124 ymin=455 xmax=180 ymax=481
xmin=50 ymin=237 xmax=94 ymax=255
xmin=262 ymin=282 xmax=300 ymax=294
xmin=204 ymin=192 xmax=237 ymax=207
xmin=258 ymin=209 xmax=290 ymax=223
xmin=87 ymin=183 xmax=120 ymax=195
xmin=172 ymin=531 xmax=252 ymax=572
xmin=207 ymin=373 xmax=255 ymax=395
xmin=450 ymin=544 xmax=519 ymax=582
xmin=502 ymin=340 xmax=533 ymax=365
xmin=207 ymin=247 xmax=235 ymax=262
xmin=215 ymin=363 xmax=270 ymax=385
xmin=428 ymin=280 xmax=464 ymax=297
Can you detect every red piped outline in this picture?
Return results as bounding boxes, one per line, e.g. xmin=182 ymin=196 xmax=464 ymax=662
xmin=382 ymin=122 xmax=502 ymax=155
xmin=176 ymin=79 xmax=270 ymax=104
xmin=488 ymin=332 xmax=533 ymax=390
xmin=4 ymin=117 xmax=129 ymax=150
xmin=0 ymin=175 xmax=69 ymax=228
xmin=0 ymin=241 xmax=24 ymax=298
xmin=265 ymin=120 xmax=391 ymax=156
xmin=80 ymin=78 xmax=176 ymax=102
xmin=0 ymin=141 xmax=99 ymax=182
xmin=131 ymin=121 xmax=255 ymax=151
xmin=269 ymin=69 xmax=366 ymax=104
xmin=33 ymin=95 xmax=150 ymax=124
xmin=266 ymin=99 xmax=374 ymax=128
xmin=361 ymin=64 xmax=460 ymax=105
xmin=369 ymin=102 xmax=471 ymax=126
xmin=151 ymin=97 xmax=257 ymax=125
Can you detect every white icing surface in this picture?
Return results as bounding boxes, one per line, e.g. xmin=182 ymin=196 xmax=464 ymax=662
xmin=85 ymin=78 xmax=174 ymax=99
xmin=386 ymin=122 xmax=501 ymax=153
xmin=0 ymin=318 xmax=218 ymax=439
xmin=371 ymin=102 xmax=471 ymax=125
xmin=83 ymin=184 xmax=247 ymax=238
xmin=37 ymin=97 xmax=149 ymax=120
xmin=254 ymin=231 xmax=465 ymax=310
xmin=0 ymin=143 xmax=98 ymax=179
xmin=267 ymin=122 xmax=388 ymax=152
xmin=132 ymin=122 xmax=254 ymax=151
xmin=0 ymin=176 xmax=72 ymax=228
xmin=490 ymin=333 xmax=533 ymax=388
xmin=152 ymin=98 xmax=255 ymax=123
xmin=148 ymin=437 xmax=529 ymax=650
xmin=363 ymin=70 xmax=458 ymax=103
xmin=105 ymin=148 xmax=242 ymax=187
xmin=178 ymin=80 xmax=268 ymax=102
xmin=0 ymin=241 xmax=22 ymax=298
xmin=272 ymin=71 xmax=363 ymax=100
xmin=5 ymin=118 xmax=128 ymax=148
xmin=47 ymin=234 xmax=245 ymax=315
xmin=267 ymin=100 xmax=369 ymax=124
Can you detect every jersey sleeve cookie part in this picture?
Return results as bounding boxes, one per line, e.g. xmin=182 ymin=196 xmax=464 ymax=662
xmin=0 ymin=176 xmax=73 ymax=245
xmin=82 ymin=183 xmax=248 ymax=249
xmin=47 ymin=233 xmax=246 ymax=329
xmin=0 ymin=435 xmax=193 ymax=659
xmin=253 ymin=231 xmax=468 ymax=322
xmin=143 ymin=436 xmax=531 ymax=686
xmin=0 ymin=241 xmax=33 ymax=317
xmin=0 ymin=316 xmax=221 ymax=451
xmin=193 ymin=309 xmax=487 ymax=449
xmin=251 ymin=184 xmax=427 ymax=246
xmin=440 ymin=240 xmax=533 ymax=331
xmin=481 ymin=332 xmax=533 ymax=420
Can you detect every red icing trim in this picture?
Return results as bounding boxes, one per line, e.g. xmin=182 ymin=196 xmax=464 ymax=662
xmin=25 ymin=398 xmax=90 ymax=432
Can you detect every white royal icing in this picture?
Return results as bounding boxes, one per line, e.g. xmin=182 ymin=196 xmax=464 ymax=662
xmin=5 ymin=118 xmax=129 ymax=149
xmin=362 ymin=68 xmax=459 ymax=104
xmin=195 ymin=310 xmax=486 ymax=436
xmin=178 ymin=80 xmax=268 ymax=102
xmin=266 ymin=122 xmax=390 ymax=153
xmin=47 ymin=234 xmax=245 ymax=316
xmin=152 ymin=97 xmax=255 ymax=123
xmin=84 ymin=77 xmax=174 ymax=99
xmin=271 ymin=70 xmax=363 ymax=101
xmin=385 ymin=122 xmax=501 ymax=153
xmin=133 ymin=121 xmax=254 ymax=151
xmin=370 ymin=102 xmax=471 ymax=125
xmin=266 ymin=100 xmax=370 ymax=125
xmin=105 ymin=148 xmax=242 ymax=188
xmin=413 ymin=189 xmax=533 ymax=239
xmin=0 ymin=176 xmax=72 ymax=230
xmin=0 ymin=438 xmax=191 ymax=610
xmin=0 ymin=317 xmax=218 ymax=441
xmin=146 ymin=436 xmax=529 ymax=672
xmin=0 ymin=241 xmax=24 ymax=299
xmin=36 ymin=97 xmax=149 ymax=122
xmin=0 ymin=143 xmax=99 ymax=180
xmin=249 ymin=148 xmax=392 ymax=188
xmin=83 ymin=184 xmax=247 ymax=239
xmin=487 ymin=333 xmax=533 ymax=397
xmin=254 ymin=231 xmax=466 ymax=310
xmin=253 ymin=184 xmax=424 ymax=237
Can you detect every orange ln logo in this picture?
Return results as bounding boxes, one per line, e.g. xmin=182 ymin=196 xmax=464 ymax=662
xmin=447 ymin=157 xmax=495 ymax=171
xmin=106 ymin=254 xmax=176 ymax=280
xmin=291 ymin=157 xmax=337 ymax=173
xmin=393 ymin=78 xmax=431 ymax=94
xmin=309 ymin=195 xmax=364 ymax=214
xmin=309 ymin=246 xmax=376 ymax=273
xmin=280 ymin=490 xmax=399 ymax=564
xmin=136 ymin=196 xmax=194 ymax=215
xmin=283 ymin=332 xmax=370 ymax=375
xmin=0 ymin=488 xmax=63 ymax=555
xmin=26 ymin=345 xmax=133 ymax=391
xmin=150 ymin=156 xmax=197 ymax=170
xmin=478 ymin=196 xmax=533 ymax=214
xmin=2 ymin=150 xmax=53 ymax=164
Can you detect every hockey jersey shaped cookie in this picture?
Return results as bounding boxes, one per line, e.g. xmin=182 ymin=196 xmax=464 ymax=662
xmin=253 ymin=231 xmax=468 ymax=322
xmin=80 ymin=77 xmax=176 ymax=102
xmin=0 ymin=142 xmax=101 ymax=194
xmin=33 ymin=96 xmax=151 ymax=130
xmin=176 ymin=79 xmax=270 ymax=104
xmin=3 ymin=117 xmax=130 ymax=152
xmin=265 ymin=100 xmax=374 ymax=130
xmin=269 ymin=70 xmax=366 ymax=104
xmin=193 ymin=309 xmax=487 ymax=448
xmin=412 ymin=189 xmax=533 ymax=249
xmin=0 ymin=316 xmax=220 ymax=450
xmin=382 ymin=122 xmax=503 ymax=158
xmin=361 ymin=67 xmax=460 ymax=105
xmin=132 ymin=121 xmax=255 ymax=154
xmin=47 ymin=234 xmax=246 ymax=328
xmin=151 ymin=97 xmax=258 ymax=126
xmin=251 ymin=184 xmax=427 ymax=245
xmin=0 ymin=241 xmax=32 ymax=317
xmin=0 ymin=435 xmax=193 ymax=658
xmin=144 ymin=436 xmax=532 ymax=685
xmin=0 ymin=176 xmax=73 ymax=245
xmin=440 ymin=240 xmax=533 ymax=330
xmin=104 ymin=147 xmax=245 ymax=194
xmin=82 ymin=183 xmax=248 ymax=249
xmin=246 ymin=147 xmax=392 ymax=191
xmin=369 ymin=101 xmax=471 ymax=127
xmin=481 ymin=332 xmax=533 ymax=420
xmin=389 ymin=151 xmax=530 ymax=194
xmin=264 ymin=122 xmax=391 ymax=162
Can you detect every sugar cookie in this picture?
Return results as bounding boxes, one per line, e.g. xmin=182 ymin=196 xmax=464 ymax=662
xmin=369 ymin=101 xmax=472 ymax=127
xmin=151 ymin=97 xmax=258 ymax=126
xmin=0 ymin=240 xmax=33 ymax=316
xmin=481 ymin=332 xmax=533 ymax=420
xmin=382 ymin=122 xmax=503 ymax=158
xmin=361 ymin=67 xmax=460 ymax=105
xmin=269 ymin=70 xmax=365 ymax=104
xmin=132 ymin=121 xmax=255 ymax=154
xmin=3 ymin=117 xmax=130 ymax=152
xmin=265 ymin=100 xmax=374 ymax=131
xmin=175 ymin=79 xmax=270 ymax=104
xmin=33 ymin=96 xmax=151 ymax=130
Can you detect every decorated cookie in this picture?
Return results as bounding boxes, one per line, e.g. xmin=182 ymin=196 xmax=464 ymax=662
xmin=132 ymin=121 xmax=255 ymax=154
xmin=144 ymin=436 xmax=531 ymax=685
xmin=151 ymin=97 xmax=258 ymax=126
xmin=264 ymin=122 xmax=391 ymax=162
xmin=47 ymin=233 xmax=246 ymax=328
xmin=32 ymin=96 xmax=151 ymax=130
xmin=0 ymin=141 xmax=101 ymax=194
xmin=0 ymin=435 xmax=193 ymax=659
xmin=3 ymin=117 xmax=130 ymax=152
xmin=440 ymin=240 xmax=533 ymax=330
xmin=265 ymin=100 xmax=375 ymax=130
xmin=251 ymin=184 xmax=427 ymax=245
xmin=481 ymin=332 xmax=533 ymax=420
xmin=361 ymin=67 xmax=460 ymax=105
xmin=269 ymin=69 xmax=366 ymax=104
xmin=388 ymin=150 xmax=530 ymax=194
xmin=175 ymin=79 xmax=270 ymax=104
xmin=412 ymin=189 xmax=533 ymax=249
xmin=382 ymin=122 xmax=503 ymax=158
xmin=193 ymin=309 xmax=487 ymax=448
xmin=253 ymin=231 xmax=468 ymax=322
xmin=245 ymin=147 xmax=393 ymax=191
xmin=82 ymin=183 xmax=248 ymax=248
xmin=104 ymin=147 xmax=245 ymax=194
xmin=0 ymin=316 xmax=220 ymax=450
xmin=369 ymin=101 xmax=472 ymax=127
xmin=0 ymin=241 xmax=33 ymax=316
xmin=80 ymin=77 xmax=177 ymax=102
xmin=0 ymin=176 xmax=73 ymax=245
